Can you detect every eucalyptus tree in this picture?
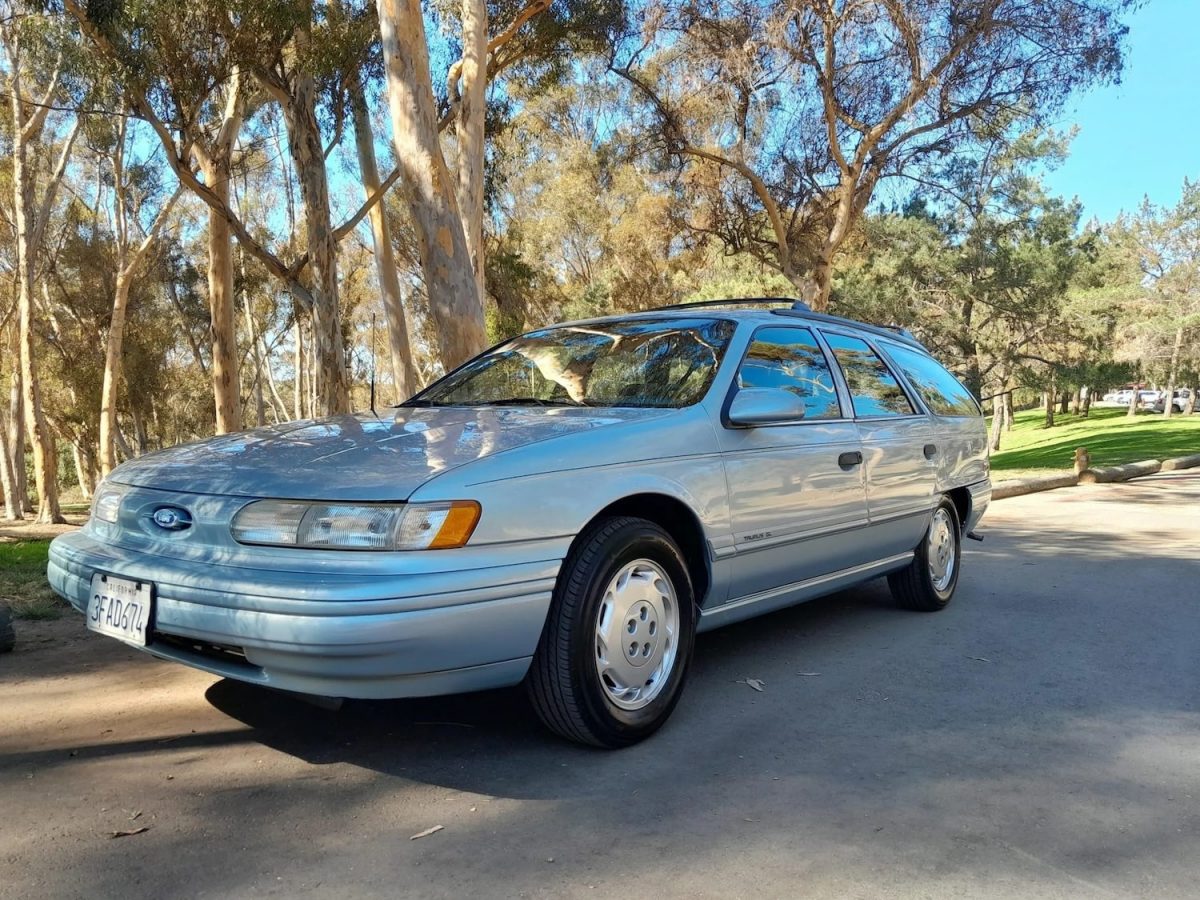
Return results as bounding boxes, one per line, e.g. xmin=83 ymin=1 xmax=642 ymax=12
xmin=0 ymin=6 xmax=80 ymax=522
xmin=64 ymin=0 xmax=395 ymax=417
xmin=376 ymin=0 xmax=622 ymax=369
xmin=612 ymin=0 xmax=1132 ymax=311
xmin=61 ymin=0 xmax=249 ymax=430
xmin=83 ymin=115 xmax=183 ymax=476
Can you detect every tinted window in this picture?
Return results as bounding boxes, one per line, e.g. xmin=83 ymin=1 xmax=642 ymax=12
xmin=885 ymin=343 xmax=982 ymax=417
xmin=736 ymin=327 xmax=841 ymax=420
xmin=823 ymin=333 xmax=915 ymax=417
xmin=412 ymin=317 xmax=735 ymax=409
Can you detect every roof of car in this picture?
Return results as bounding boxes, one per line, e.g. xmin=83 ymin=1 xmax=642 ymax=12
xmin=556 ymin=299 xmax=929 ymax=352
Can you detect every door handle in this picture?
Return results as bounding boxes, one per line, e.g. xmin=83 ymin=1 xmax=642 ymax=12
xmin=838 ymin=450 xmax=863 ymax=469
xmin=923 ymin=443 xmax=938 ymax=459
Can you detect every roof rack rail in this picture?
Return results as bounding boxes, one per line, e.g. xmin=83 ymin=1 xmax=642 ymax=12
xmin=652 ymin=296 xmax=925 ymax=350
xmin=769 ymin=307 xmax=926 ymax=349
xmin=658 ymin=297 xmax=811 ymax=311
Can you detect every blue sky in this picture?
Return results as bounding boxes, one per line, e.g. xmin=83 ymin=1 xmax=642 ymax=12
xmin=1041 ymin=0 xmax=1200 ymax=224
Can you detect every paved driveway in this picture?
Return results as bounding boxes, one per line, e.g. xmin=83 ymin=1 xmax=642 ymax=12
xmin=2 ymin=472 xmax=1199 ymax=899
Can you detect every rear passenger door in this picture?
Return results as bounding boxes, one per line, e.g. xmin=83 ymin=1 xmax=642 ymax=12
xmin=880 ymin=341 xmax=988 ymax=490
xmin=821 ymin=331 xmax=937 ymax=560
xmin=715 ymin=326 xmax=869 ymax=600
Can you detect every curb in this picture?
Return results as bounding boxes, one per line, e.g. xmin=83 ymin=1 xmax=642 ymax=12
xmin=1078 ymin=459 xmax=1162 ymax=484
xmin=993 ymin=452 xmax=1200 ymax=501
xmin=1161 ymin=452 xmax=1200 ymax=471
xmin=991 ymin=473 xmax=1078 ymax=500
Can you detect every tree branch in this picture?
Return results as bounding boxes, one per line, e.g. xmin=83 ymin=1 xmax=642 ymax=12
xmin=443 ymin=0 xmax=553 ymax=130
xmin=31 ymin=114 xmax=81 ymax=253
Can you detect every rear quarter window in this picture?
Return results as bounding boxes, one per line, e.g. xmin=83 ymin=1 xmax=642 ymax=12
xmin=885 ymin=343 xmax=982 ymax=417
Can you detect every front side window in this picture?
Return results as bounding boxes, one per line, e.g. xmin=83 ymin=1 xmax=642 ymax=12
xmin=736 ymin=327 xmax=841 ymax=420
xmin=410 ymin=317 xmax=736 ymax=409
xmin=884 ymin=343 xmax=982 ymax=417
xmin=823 ymin=333 xmax=916 ymax=418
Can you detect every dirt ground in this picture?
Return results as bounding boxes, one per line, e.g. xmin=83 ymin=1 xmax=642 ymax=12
xmin=1 ymin=473 xmax=1198 ymax=899
xmin=0 ymin=515 xmax=86 ymax=543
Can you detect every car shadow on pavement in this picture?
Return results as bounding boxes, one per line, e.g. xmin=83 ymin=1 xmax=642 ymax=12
xmin=202 ymin=579 xmax=909 ymax=790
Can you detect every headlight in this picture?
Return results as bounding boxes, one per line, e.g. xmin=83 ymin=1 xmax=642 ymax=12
xmin=230 ymin=500 xmax=481 ymax=551
xmin=91 ymin=483 xmax=127 ymax=524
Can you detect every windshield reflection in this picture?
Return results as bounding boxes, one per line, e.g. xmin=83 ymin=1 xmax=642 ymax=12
xmin=411 ymin=317 xmax=735 ymax=409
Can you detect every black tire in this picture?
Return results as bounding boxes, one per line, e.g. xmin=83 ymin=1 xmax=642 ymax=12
xmin=888 ymin=497 xmax=962 ymax=612
xmin=526 ymin=516 xmax=697 ymax=748
xmin=0 ymin=603 xmax=14 ymax=654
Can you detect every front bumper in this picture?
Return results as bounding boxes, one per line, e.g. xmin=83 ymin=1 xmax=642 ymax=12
xmin=48 ymin=530 xmax=566 ymax=699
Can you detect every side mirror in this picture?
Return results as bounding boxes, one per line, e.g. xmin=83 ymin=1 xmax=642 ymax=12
xmin=727 ymin=388 xmax=808 ymax=427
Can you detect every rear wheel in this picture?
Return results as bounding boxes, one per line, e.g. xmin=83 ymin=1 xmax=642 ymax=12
xmin=888 ymin=498 xmax=961 ymax=612
xmin=526 ymin=516 xmax=696 ymax=748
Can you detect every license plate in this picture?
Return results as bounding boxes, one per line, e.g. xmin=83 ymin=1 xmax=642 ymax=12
xmin=87 ymin=574 xmax=153 ymax=646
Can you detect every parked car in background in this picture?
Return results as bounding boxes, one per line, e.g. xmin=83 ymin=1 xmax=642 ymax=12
xmin=48 ymin=299 xmax=991 ymax=747
xmin=1153 ymin=389 xmax=1193 ymax=413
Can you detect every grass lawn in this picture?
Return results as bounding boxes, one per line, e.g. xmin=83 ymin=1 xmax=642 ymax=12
xmin=0 ymin=540 xmax=63 ymax=620
xmin=990 ymin=406 xmax=1200 ymax=476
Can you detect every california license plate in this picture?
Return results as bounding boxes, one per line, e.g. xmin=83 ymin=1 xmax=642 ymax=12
xmin=87 ymin=574 xmax=152 ymax=646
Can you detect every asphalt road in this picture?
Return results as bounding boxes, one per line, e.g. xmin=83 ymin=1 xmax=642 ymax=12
xmin=3 ymin=472 xmax=1199 ymax=899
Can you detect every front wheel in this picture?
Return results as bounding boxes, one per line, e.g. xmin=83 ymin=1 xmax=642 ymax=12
xmin=888 ymin=498 xmax=961 ymax=612
xmin=526 ymin=516 xmax=696 ymax=748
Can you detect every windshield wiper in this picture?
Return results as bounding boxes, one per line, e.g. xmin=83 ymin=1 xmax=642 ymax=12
xmin=477 ymin=397 xmax=586 ymax=407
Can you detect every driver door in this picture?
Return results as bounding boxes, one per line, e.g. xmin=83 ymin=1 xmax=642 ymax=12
xmin=715 ymin=326 xmax=869 ymax=601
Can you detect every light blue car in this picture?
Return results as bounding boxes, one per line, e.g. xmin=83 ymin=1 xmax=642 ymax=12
xmin=49 ymin=300 xmax=990 ymax=747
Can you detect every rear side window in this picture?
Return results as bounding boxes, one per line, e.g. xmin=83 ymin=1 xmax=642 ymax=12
xmin=885 ymin=343 xmax=982 ymax=417
xmin=737 ymin=327 xmax=841 ymax=419
xmin=823 ymin=333 xmax=915 ymax=418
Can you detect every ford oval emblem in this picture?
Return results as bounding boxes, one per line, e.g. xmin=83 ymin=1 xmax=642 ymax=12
xmin=151 ymin=506 xmax=192 ymax=531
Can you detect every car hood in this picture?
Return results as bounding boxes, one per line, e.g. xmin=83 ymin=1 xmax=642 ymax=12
xmin=108 ymin=407 xmax=674 ymax=501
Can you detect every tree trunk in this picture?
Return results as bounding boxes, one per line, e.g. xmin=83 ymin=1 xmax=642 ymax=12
xmin=1184 ymin=385 xmax=1196 ymax=417
xmin=455 ymin=0 xmax=488 ymax=303
xmin=1059 ymin=389 xmax=1069 ymax=415
xmin=1003 ymin=390 xmax=1015 ymax=431
xmin=237 ymin=243 xmax=266 ymax=427
xmin=1162 ymin=326 xmax=1183 ymax=419
xmin=257 ymin=330 xmax=289 ymax=423
xmin=129 ymin=399 xmax=149 ymax=454
xmin=18 ymin=275 xmax=62 ymax=523
xmin=98 ymin=271 xmax=134 ymax=477
xmin=293 ymin=316 xmax=306 ymax=419
xmin=200 ymin=160 xmax=243 ymax=434
xmin=1043 ymin=373 xmax=1055 ymax=429
xmin=11 ymin=108 xmax=62 ymax=523
xmin=1127 ymin=385 xmax=1140 ymax=417
xmin=1081 ymin=385 xmax=1093 ymax=418
xmin=988 ymin=393 xmax=1005 ymax=453
xmin=71 ymin=441 xmax=96 ymax=501
xmin=6 ymin=342 xmax=30 ymax=514
xmin=349 ymin=74 xmax=418 ymax=402
xmin=810 ymin=252 xmax=833 ymax=312
xmin=278 ymin=76 xmax=350 ymax=416
xmin=377 ymin=0 xmax=488 ymax=371
xmin=0 ymin=405 xmax=19 ymax=520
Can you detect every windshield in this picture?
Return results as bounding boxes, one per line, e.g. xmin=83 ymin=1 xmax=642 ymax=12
xmin=410 ymin=317 xmax=736 ymax=409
